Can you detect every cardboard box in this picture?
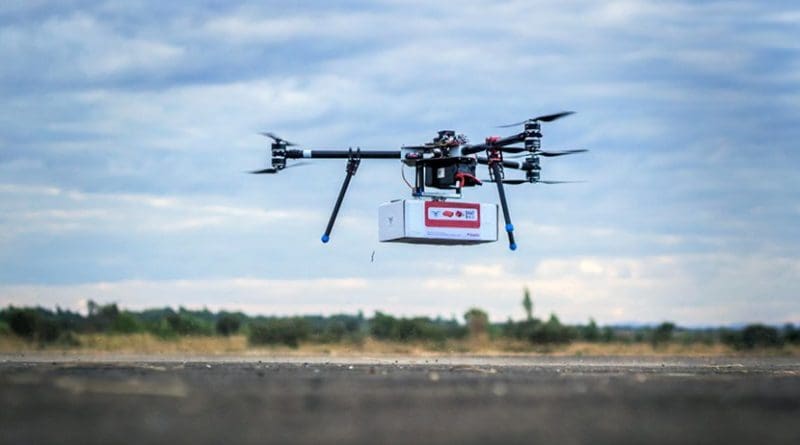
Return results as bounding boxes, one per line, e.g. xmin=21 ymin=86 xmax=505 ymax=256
xmin=378 ymin=199 xmax=498 ymax=245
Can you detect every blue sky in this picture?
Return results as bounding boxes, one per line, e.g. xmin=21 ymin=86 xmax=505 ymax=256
xmin=1 ymin=0 xmax=798 ymax=324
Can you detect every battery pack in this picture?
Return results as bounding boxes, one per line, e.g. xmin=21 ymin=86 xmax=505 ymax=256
xmin=378 ymin=199 xmax=498 ymax=245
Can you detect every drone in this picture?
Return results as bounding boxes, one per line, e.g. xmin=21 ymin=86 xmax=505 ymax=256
xmin=251 ymin=112 xmax=587 ymax=251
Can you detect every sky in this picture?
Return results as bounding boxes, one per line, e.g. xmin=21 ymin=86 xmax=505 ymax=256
xmin=1 ymin=0 xmax=798 ymax=325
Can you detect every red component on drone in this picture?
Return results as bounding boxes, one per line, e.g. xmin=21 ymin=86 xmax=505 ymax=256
xmin=455 ymin=172 xmax=482 ymax=188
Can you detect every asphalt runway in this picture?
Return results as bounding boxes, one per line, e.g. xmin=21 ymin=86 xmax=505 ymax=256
xmin=1 ymin=355 xmax=799 ymax=444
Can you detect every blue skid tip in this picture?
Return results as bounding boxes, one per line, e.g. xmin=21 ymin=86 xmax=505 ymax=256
xmin=321 ymin=234 xmax=330 ymax=243
xmin=509 ymin=243 xmax=517 ymax=251
xmin=505 ymin=223 xmax=514 ymax=232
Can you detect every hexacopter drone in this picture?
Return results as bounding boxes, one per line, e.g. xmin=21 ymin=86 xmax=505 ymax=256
xmin=251 ymin=112 xmax=586 ymax=251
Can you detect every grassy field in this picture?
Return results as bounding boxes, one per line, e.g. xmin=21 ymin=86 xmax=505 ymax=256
xmin=2 ymin=333 xmax=798 ymax=356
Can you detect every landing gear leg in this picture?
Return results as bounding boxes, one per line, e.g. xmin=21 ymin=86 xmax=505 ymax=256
xmin=489 ymin=162 xmax=517 ymax=251
xmin=321 ymin=149 xmax=360 ymax=243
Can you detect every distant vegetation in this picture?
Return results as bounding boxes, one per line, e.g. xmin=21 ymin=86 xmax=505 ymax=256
xmin=1 ymin=293 xmax=798 ymax=351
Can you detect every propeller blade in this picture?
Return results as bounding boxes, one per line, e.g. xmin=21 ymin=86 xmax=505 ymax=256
xmin=248 ymin=162 xmax=309 ymax=174
xmin=532 ymin=111 xmax=575 ymax=122
xmin=481 ymin=178 xmax=585 ymax=185
xmin=504 ymin=149 xmax=588 ymax=158
xmin=481 ymin=179 xmax=529 ymax=185
xmin=283 ymin=161 xmax=310 ymax=169
xmin=497 ymin=146 xmax=527 ymax=153
xmin=476 ymin=157 xmax=528 ymax=170
xmin=260 ymin=132 xmax=297 ymax=146
xmin=497 ymin=111 xmax=575 ymax=128
xmin=538 ymin=149 xmax=588 ymax=157
xmin=497 ymin=121 xmax=526 ymax=129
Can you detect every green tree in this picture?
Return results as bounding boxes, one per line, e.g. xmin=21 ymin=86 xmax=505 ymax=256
xmin=215 ymin=314 xmax=242 ymax=336
xmin=369 ymin=312 xmax=397 ymax=340
xmin=784 ymin=323 xmax=800 ymax=344
xmin=4 ymin=307 xmax=65 ymax=343
xmin=602 ymin=326 xmax=615 ymax=342
xmin=87 ymin=302 xmax=121 ymax=332
xmin=464 ymin=308 xmax=489 ymax=339
xmin=542 ymin=314 xmax=571 ymax=343
xmin=581 ymin=318 xmax=600 ymax=341
xmin=740 ymin=324 xmax=782 ymax=349
xmin=522 ymin=287 xmax=533 ymax=321
xmin=164 ymin=312 xmax=213 ymax=336
xmin=7 ymin=308 xmax=37 ymax=339
xmin=651 ymin=322 xmax=676 ymax=346
xmin=111 ymin=311 xmax=143 ymax=334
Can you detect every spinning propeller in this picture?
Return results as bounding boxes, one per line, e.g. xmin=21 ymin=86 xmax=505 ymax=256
xmin=260 ymin=132 xmax=297 ymax=146
xmin=500 ymin=148 xmax=588 ymax=157
xmin=248 ymin=162 xmax=308 ymax=174
xmin=497 ymin=111 xmax=575 ymax=128
xmin=483 ymin=179 xmax=585 ymax=185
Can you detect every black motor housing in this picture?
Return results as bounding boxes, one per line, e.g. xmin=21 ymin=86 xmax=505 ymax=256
xmin=424 ymin=157 xmax=478 ymax=189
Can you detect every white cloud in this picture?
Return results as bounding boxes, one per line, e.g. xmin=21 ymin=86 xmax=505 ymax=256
xmin=0 ymin=183 xmax=321 ymax=236
xmin=528 ymin=254 xmax=800 ymax=324
xmin=201 ymin=11 xmax=398 ymax=44
xmin=1 ymin=253 xmax=796 ymax=324
xmin=0 ymin=12 xmax=185 ymax=82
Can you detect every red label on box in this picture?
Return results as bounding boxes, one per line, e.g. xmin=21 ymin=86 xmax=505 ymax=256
xmin=424 ymin=201 xmax=481 ymax=228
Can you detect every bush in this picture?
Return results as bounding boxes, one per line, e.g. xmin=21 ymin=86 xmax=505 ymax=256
xmin=369 ymin=312 xmax=454 ymax=343
xmin=370 ymin=312 xmax=396 ymax=340
xmin=503 ymin=314 xmax=576 ymax=344
xmin=723 ymin=324 xmax=784 ymax=350
xmin=111 ymin=312 xmax=144 ymax=334
xmin=601 ymin=326 xmax=615 ymax=342
xmin=503 ymin=318 xmax=540 ymax=340
xmin=531 ymin=314 xmax=575 ymax=344
xmin=741 ymin=324 xmax=783 ymax=349
xmin=321 ymin=320 xmax=347 ymax=342
xmin=0 ymin=320 xmax=10 ymax=336
xmin=651 ymin=322 xmax=676 ymax=346
xmin=579 ymin=319 xmax=600 ymax=341
xmin=216 ymin=314 xmax=242 ymax=336
xmin=56 ymin=331 xmax=81 ymax=347
xmin=3 ymin=308 xmax=73 ymax=344
xmin=165 ymin=312 xmax=213 ymax=336
xmin=87 ymin=302 xmax=121 ymax=332
xmin=7 ymin=308 xmax=38 ymax=338
xmin=35 ymin=317 xmax=62 ymax=343
xmin=783 ymin=324 xmax=800 ymax=345
xmin=249 ymin=318 xmax=310 ymax=348
xmin=464 ymin=308 xmax=489 ymax=338
xmin=398 ymin=318 xmax=447 ymax=342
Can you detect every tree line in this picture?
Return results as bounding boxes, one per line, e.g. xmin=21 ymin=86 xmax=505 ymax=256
xmin=1 ymin=297 xmax=798 ymax=350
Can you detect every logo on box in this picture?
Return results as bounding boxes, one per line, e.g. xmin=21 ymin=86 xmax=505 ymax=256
xmin=424 ymin=202 xmax=481 ymax=228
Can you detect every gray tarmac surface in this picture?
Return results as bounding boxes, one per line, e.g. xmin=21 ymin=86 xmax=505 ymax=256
xmin=1 ymin=354 xmax=799 ymax=444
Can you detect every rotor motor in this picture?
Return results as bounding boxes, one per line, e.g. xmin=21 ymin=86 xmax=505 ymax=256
xmin=523 ymin=121 xmax=543 ymax=183
xmin=271 ymin=142 xmax=287 ymax=171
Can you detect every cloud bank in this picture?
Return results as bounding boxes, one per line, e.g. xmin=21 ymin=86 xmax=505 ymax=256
xmin=1 ymin=0 xmax=798 ymax=324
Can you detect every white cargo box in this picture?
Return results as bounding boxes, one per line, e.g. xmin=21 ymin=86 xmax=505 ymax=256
xmin=378 ymin=199 xmax=498 ymax=245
